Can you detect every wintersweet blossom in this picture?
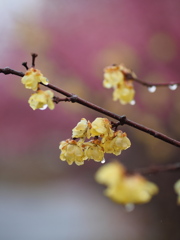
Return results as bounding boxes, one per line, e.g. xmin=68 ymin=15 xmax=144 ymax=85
xmin=90 ymin=118 xmax=114 ymax=142
xmin=174 ymin=179 xmax=180 ymax=205
xmin=83 ymin=139 xmax=105 ymax=162
xmin=95 ymin=161 xmax=125 ymax=186
xmin=21 ymin=68 xmax=49 ymax=91
xmin=28 ymin=90 xmax=55 ymax=110
xmin=103 ymin=64 xmax=135 ymax=105
xmin=113 ymin=81 xmax=135 ymax=105
xmin=72 ymin=118 xmax=91 ymax=139
xmin=101 ymin=131 xmax=131 ymax=155
xmin=59 ymin=139 xmax=87 ymax=166
xmin=95 ymin=162 xmax=159 ymax=205
xmin=103 ymin=65 xmax=124 ymax=88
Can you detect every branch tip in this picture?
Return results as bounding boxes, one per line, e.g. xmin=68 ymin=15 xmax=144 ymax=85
xmin=31 ymin=53 xmax=38 ymax=67
xmin=22 ymin=62 xmax=29 ymax=70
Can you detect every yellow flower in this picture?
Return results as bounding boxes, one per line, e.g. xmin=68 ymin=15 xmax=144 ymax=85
xmin=21 ymin=68 xmax=49 ymax=91
xmin=59 ymin=139 xmax=87 ymax=166
xmin=95 ymin=161 xmax=125 ymax=186
xmin=103 ymin=64 xmax=136 ymax=105
xmin=174 ymin=179 xmax=180 ymax=205
xmin=95 ymin=162 xmax=159 ymax=205
xmin=113 ymin=81 xmax=135 ymax=104
xmin=101 ymin=131 xmax=131 ymax=155
xmin=90 ymin=118 xmax=114 ymax=142
xmin=83 ymin=139 xmax=105 ymax=162
xmin=28 ymin=90 xmax=55 ymax=110
xmin=72 ymin=118 xmax=91 ymax=139
xmin=103 ymin=65 xmax=124 ymax=88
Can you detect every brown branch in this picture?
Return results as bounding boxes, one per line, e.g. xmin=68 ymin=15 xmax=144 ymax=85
xmin=0 ymin=66 xmax=180 ymax=148
xmin=125 ymin=73 xmax=180 ymax=88
xmin=135 ymin=162 xmax=180 ymax=175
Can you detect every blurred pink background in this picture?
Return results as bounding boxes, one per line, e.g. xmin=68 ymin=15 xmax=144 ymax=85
xmin=0 ymin=0 xmax=180 ymax=239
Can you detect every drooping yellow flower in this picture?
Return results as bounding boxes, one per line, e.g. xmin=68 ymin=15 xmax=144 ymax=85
xmin=21 ymin=68 xmax=49 ymax=91
xmin=103 ymin=64 xmax=135 ymax=105
xmin=59 ymin=139 xmax=87 ymax=166
xmin=83 ymin=139 xmax=105 ymax=162
xmin=95 ymin=161 xmax=125 ymax=186
xmin=28 ymin=90 xmax=55 ymax=110
xmin=105 ymin=174 xmax=158 ymax=204
xmin=174 ymin=179 xmax=180 ymax=205
xmin=103 ymin=65 xmax=124 ymax=88
xmin=90 ymin=118 xmax=114 ymax=142
xmin=72 ymin=118 xmax=91 ymax=139
xmin=101 ymin=131 xmax=131 ymax=155
xmin=113 ymin=81 xmax=135 ymax=105
xmin=95 ymin=162 xmax=159 ymax=205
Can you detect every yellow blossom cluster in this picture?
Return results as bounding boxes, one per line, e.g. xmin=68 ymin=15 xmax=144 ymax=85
xmin=103 ymin=65 xmax=135 ymax=104
xmin=95 ymin=161 xmax=159 ymax=205
xmin=21 ymin=68 xmax=55 ymax=110
xmin=59 ymin=118 xmax=131 ymax=165
xmin=174 ymin=179 xmax=180 ymax=205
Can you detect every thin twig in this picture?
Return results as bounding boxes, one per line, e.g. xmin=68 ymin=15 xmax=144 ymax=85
xmin=135 ymin=162 xmax=180 ymax=175
xmin=125 ymin=73 xmax=180 ymax=87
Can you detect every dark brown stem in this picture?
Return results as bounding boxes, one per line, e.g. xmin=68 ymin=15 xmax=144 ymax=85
xmin=125 ymin=73 xmax=180 ymax=87
xmin=135 ymin=162 xmax=180 ymax=175
xmin=31 ymin=53 xmax=38 ymax=67
xmin=0 ymin=67 xmax=179 ymax=148
xmin=22 ymin=62 xmax=29 ymax=70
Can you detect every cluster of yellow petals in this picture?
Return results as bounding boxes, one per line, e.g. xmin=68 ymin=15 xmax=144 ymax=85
xmin=95 ymin=161 xmax=159 ymax=205
xmin=103 ymin=65 xmax=135 ymax=105
xmin=21 ymin=68 xmax=54 ymax=111
xmin=28 ymin=90 xmax=55 ymax=110
xmin=174 ymin=179 xmax=180 ymax=205
xmin=59 ymin=118 xmax=131 ymax=165
xmin=21 ymin=68 xmax=49 ymax=91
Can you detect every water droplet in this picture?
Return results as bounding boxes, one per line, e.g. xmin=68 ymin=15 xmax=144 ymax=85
xmin=101 ymin=159 xmax=106 ymax=164
xmin=169 ymin=84 xmax=178 ymax=90
xmin=148 ymin=86 xmax=156 ymax=93
xmin=130 ymin=100 xmax=136 ymax=105
xmin=125 ymin=203 xmax=135 ymax=212
xmin=39 ymin=104 xmax=48 ymax=110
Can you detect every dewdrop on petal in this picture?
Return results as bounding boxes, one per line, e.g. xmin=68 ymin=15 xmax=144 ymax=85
xmin=101 ymin=159 xmax=106 ymax=164
xmin=148 ymin=86 xmax=156 ymax=93
xmin=169 ymin=84 xmax=178 ymax=90
xmin=28 ymin=90 xmax=55 ymax=110
xmin=39 ymin=104 xmax=48 ymax=110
